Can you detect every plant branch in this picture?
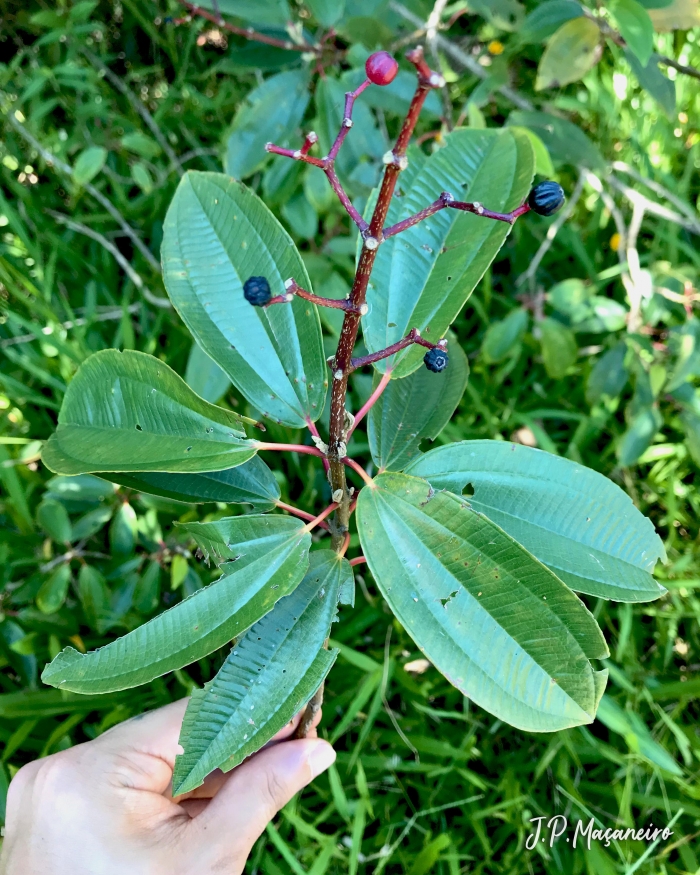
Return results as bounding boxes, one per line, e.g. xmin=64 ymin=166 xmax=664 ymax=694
xmin=349 ymin=328 xmax=446 ymax=371
xmin=382 ymin=191 xmax=530 ymax=238
xmin=349 ymin=556 xmax=367 ymax=567
xmin=275 ymin=500 xmax=330 ymax=531
xmin=306 ymin=418 xmax=330 ymax=474
xmin=265 ymin=278 xmax=367 ymax=314
xmin=175 ymin=2 xmax=318 ymax=53
xmin=265 ymin=81 xmax=374 ymax=233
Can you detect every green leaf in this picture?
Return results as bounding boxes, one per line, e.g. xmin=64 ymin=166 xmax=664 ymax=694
xmin=121 ymin=131 xmax=161 ymax=159
xmin=72 ymin=146 xmax=107 ymax=186
xmin=226 ymin=70 xmax=311 ymax=179
xmin=131 ymin=162 xmax=153 ymax=194
xmin=536 ymin=17 xmax=602 ymax=90
xmin=617 ymin=406 xmax=662 ymax=466
xmin=368 ymin=339 xmax=469 ymax=471
xmin=41 ymin=517 xmax=311 ymax=693
xmin=36 ymin=565 xmax=72 ymax=615
xmin=356 ymin=472 xmax=608 ymax=732
xmin=516 ymin=128 xmax=556 ymax=176
xmin=36 ymin=499 xmax=72 ymax=544
xmin=363 ymin=128 xmax=534 ymax=378
xmin=173 ymin=550 xmax=346 ymax=794
xmin=540 ymin=317 xmax=578 ymax=379
xmin=586 ymin=342 xmax=629 ymax=405
xmin=406 ymin=441 xmax=666 ymax=602
xmin=482 ymin=308 xmax=529 ymax=363
xmin=612 ymin=0 xmax=655 ymax=66
xmin=109 ymin=502 xmax=137 ymax=555
xmin=625 ymin=49 xmax=675 ymax=116
xmin=307 ymin=0 xmax=346 ymax=26
xmin=103 ymin=456 xmax=280 ymax=511
xmin=78 ymin=564 xmax=111 ymax=632
xmin=680 ymin=408 xmax=700 ymax=466
xmin=519 ymin=1 xmax=584 ymax=43
xmin=185 ymin=341 xmax=232 ymax=404
xmin=161 ymin=172 xmax=327 ymax=427
xmin=42 ymin=349 xmax=257 ymax=476
xmin=596 ymin=696 xmax=682 ymax=775
xmin=508 ymin=110 xmax=606 ymax=171
xmin=134 ymin=561 xmax=161 ymax=614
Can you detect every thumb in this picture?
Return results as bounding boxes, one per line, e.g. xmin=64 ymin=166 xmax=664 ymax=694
xmin=193 ymin=738 xmax=335 ymax=859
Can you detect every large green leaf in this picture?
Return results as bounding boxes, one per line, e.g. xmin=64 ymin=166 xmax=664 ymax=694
xmin=173 ymin=550 xmax=348 ymax=794
xmin=406 ymin=441 xmax=666 ymax=602
xmin=535 ymin=17 xmax=601 ymax=90
xmin=362 ymin=128 xmax=534 ymax=378
xmin=185 ymin=341 xmax=232 ymax=404
xmin=162 ymin=172 xmax=327 ymax=427
xmin=41 ymin=517 xmax=311 ymax=693
xmin=519 ymin=1 xmax=585 ymax=43
xmin=368 ymin=338 xmax=469 ymax=471
xmin=612 ymin=0 xmax=655 ymax=66
xmin=226 ymin=70 xmax=311 ymax=179
xmin=41 ymin=350 xmax=257 ymax=476
xmin=507 ymin=110 xmax=605 ymax=171
xmin=103 ymin=456 xmax=280 ymax=511
xmin=356 ymin=473 xmax=608 ymax=732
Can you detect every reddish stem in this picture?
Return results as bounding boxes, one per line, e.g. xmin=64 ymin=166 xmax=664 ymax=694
xmin=383 ymin=194 xmax=531 ymax=239
xmin=349 ymin=329 xmax=445 ymax=371
xmin=342 ymin=456 xmax=374 ymax=489
xmin=328 ymin=79 xmax=371 ymax=160
xmin=266 ymin=279 xmax=364 ymax=313
xmin=306 ymin=418 xmax=330 ymax=474
xmin=176 ymin=2 xmax=317 ymax=53
xmin=349 ymin=556 xmax=367 ymax=567
xmin=256 ymin=442 xmax=325 ymax=459
xmin=275 ymin=500 xmax=330 ymax=531
xmin=347 ymin=369 xmax=392 ymax=440
xmin=338 ymin=530 xmax=351 ymax=558
xmin=302 ymin=502 xmax=340 ymax=533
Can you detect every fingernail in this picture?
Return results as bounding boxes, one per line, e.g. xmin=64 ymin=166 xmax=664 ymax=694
xmin=307 ymin=741 xmax=336 ymax=779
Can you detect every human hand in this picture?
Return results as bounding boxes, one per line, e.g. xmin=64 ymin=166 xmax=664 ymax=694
xmin=0 ymin=698 xmax=335 ymax=875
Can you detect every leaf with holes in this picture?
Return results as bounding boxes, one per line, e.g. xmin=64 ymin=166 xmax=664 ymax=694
xmin=406 ymin=441 xmax=666 ymax=602
xmin=362 ymin=128 xmax=534 ymax=378
xmin=41 ymin=350 xmax=257 ymax=476
xmin=41 ymin=516 xmax=310 ymax=693
xmin=368 ymin=337 xmax=469 ymax=471
xmin=102 ymin=456 xmax=280 ymax=511
xmin=162 ymin=172 xmax=327 ymax=427
xmin=356 ymin=472 xmax=608 ymax=732
xmin=173 ymin=550 xmax=348 ymax=794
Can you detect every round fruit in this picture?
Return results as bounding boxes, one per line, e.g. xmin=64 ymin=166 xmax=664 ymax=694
xmin=527 ymin=181 xmax=565 ymax=217
xmin=243 ymin=276 xmax=272 ymax=306
xmin=424 ymin=347 xmax=449 ymax=373
xmin=365 ymin=51 xmax=399 ymax=86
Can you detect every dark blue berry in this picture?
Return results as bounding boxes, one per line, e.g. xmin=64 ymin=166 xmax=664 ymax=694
xmin=528 ymin=181 xmax=565 ymax=217
xmin=424 ymin=347 xmax=449 ymax=373
xmin=243 ymin=276 xmax=271 ymax=306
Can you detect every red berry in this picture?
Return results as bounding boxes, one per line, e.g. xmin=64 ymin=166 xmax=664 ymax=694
xmin=365 ymin=51 xmax=399 ymax=86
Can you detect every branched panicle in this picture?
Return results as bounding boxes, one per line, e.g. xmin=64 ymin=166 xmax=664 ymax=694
xmin=260 ymin=45 xmax=566 ymax=544
xmin=252 ymin=47 xmax=565 ymax=734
